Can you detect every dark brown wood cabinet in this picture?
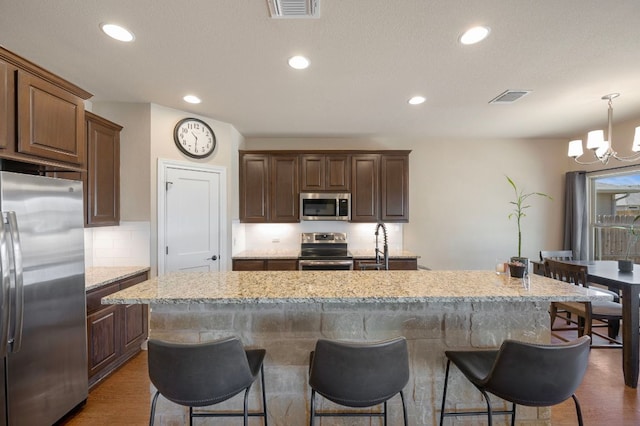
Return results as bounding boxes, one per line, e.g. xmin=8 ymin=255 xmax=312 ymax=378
xmin=239 ymin=150 xmax=409 ymax=223
xmin=351 ymin=154 xmax=380 ymax=222
xmin=0 ymin=59 xmax=15 ymax=152
xmin=232 ymin=258 xmax=299 ymax=271
xmin=239 ymin=154 xmax=270 ymax=222
xmin=239 ymin=152 xmax=299 ymax=223
xmin=351 ymin=153 xmax=409 ymax=223
xmin=381 ymin=154 xmax=409 ymax=222
xmin=85 ymin=112 xmax=121 ymax=227
xmin=0 ymin=47 xmax=92 ymax=170
xmin=300 ymin=154 xmax=350 ymax=191
xmin=354 ymin=258 xmax=418 ymax=270
xmin=270 ymin=155 xmax=299 ymax=222
xmin=86 ymin=271 xmax=149 ymax=389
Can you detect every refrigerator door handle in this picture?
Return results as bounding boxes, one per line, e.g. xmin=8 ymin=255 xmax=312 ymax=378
xmin=7 ymin=212 xmax=23 ymax=353
xmin=0 ymin=212 xmax=10 ymax=357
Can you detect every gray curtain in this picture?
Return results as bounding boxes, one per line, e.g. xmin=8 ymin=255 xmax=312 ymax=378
xmin=563 ymin=171 xmax=588 ymax=259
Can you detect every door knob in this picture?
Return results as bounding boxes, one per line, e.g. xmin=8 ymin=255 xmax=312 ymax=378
xmin=207 ymin=255 xmax=218 ymax=261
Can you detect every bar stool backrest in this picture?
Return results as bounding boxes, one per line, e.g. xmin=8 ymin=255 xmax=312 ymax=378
xmin=309 ymin=337 xmax=409 ymax=408
xmin=483 ymin=336 xmax=591 ymax=406
xmin=148 ymin=336 xmax=254 ymax=407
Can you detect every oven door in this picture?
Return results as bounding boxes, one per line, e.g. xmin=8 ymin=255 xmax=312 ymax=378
xmin=298 ymin=259 xmax=354 ymax=271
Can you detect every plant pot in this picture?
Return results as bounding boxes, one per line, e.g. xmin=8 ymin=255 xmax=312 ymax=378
xmin=509 ymin=256 xmax=528 ymax=277
xmin=618 ymin=259 xmax=634 ymax=272
xmin=509 ymin=264 xmax=527 ymax=278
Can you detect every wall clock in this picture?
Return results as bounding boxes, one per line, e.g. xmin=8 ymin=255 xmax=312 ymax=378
xmin=173 ymin=118 xmax=216 ymax=158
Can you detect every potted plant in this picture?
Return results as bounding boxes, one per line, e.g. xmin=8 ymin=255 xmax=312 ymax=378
xmin=506 ymin=176 xmax=552 ymax=277
xmin=614 ymin=214 xmax=640 ymax=272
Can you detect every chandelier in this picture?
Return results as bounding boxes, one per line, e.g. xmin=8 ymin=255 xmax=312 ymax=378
xmin=568 ymin=93 xmax=640 ymax=165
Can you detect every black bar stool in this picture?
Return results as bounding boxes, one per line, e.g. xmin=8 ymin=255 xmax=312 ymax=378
xmin=308 ymin=336 xmax=409 ymax=426
xmin=148 ymin=336 xmax=268 ymax=426
xmin=439 ymin=336 xmax=590 ymax=426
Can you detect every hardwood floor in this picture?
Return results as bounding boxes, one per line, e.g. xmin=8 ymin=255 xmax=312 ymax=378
xmin=58 ymin=351 xmax=150 ymax=426
xmin=59 ymin=337 xmax=639 ymax=425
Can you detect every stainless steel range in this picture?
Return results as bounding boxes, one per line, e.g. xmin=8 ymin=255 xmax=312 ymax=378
xmin=298 ymin=232 xmax=353 ymax=270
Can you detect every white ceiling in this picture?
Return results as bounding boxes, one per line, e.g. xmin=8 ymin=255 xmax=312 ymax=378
xmin=2 ymin=0 xmax=640 ymax=141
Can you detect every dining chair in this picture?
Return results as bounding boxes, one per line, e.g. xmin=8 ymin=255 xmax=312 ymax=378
xmin=439 ymin=336 xmax=591 ymax=426
xmin=539 ymin=249 xmax=574 ymax=261
xmin=544 ymin=258 xmax=622 ymax=346
xmin=147 ymin=336 xmax=268 ymax=426
xmin=308 ymin=337 xmax=409 ymax=426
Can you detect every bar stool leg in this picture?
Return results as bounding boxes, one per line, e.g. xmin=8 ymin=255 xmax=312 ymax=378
xmin=439 ymin=359 xmax=452 ymax=426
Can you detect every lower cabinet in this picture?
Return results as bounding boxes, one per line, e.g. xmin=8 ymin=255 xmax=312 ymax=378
xmin=86 ymin=271 xmax=149 ymax=388
xmin=354 ymin=258 xmax=418 ymax=270
xmin=232 ymin=259 xmax=299 ymax=271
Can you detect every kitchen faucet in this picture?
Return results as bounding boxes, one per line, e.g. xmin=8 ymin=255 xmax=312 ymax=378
xmin=374 ymin=222 xmax=389 ymax=271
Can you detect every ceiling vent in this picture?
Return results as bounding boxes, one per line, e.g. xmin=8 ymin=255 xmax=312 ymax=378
xmin=267 ymin=0 xmax=320 ymax=18
xmin=489 ymin=90 xmax=532 ymax=104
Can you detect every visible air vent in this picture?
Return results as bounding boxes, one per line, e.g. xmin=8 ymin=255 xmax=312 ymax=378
xmin=267 ymin=0 xmax=320 ymax=18
xmin=489 ymin=90 xmax=532 ymax=104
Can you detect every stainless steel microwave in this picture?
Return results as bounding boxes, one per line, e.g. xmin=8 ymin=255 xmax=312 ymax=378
xmin=300 ymin=193 xmax=350 ymax=221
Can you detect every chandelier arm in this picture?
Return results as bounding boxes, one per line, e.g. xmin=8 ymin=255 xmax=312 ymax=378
xmin=572 ymin=156 xmax=610 ymax=165
xmin=611 ymin=152 xmax=640 ymax=162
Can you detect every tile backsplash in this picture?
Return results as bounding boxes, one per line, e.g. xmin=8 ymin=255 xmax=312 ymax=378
xmin=232 ymin=221 xmax=403 ymax=254
xmin=84 ymin=221 xmax=151 ymax=267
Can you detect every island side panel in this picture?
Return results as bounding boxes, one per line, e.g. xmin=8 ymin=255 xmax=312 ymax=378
xmin=148 ymin=301 xmax=551 ymax=426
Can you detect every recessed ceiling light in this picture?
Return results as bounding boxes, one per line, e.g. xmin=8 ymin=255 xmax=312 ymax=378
xmin=183 ymin=95 xmax=201 ymax=104
xmin=459 ymin=26 xmax=490 ymax=45
xmin=288 ymin=55 xmax=310 ymax=70
xmin=408 ymin=96 xmax=426 ymax=105
xmin=100 ymin=23 xmax=135 ymax=42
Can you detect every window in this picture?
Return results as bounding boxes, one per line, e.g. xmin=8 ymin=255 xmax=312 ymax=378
xmin=588 ymin=167 xmax=640 ymax=261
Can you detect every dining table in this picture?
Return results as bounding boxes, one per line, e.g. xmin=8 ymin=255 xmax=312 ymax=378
xmin=566 ymin=260 xmax=640 ymax=388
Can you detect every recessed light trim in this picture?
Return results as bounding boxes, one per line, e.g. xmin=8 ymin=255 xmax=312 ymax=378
xmin=288 ymin=55 xmax=310 ymax=70
xmin=183 ymin=95 xmax=202 ymax=104
xmin=100 ymin=23 xmax=135 ymax=42
xmin=459 ymin=26 xmax=490 ymax=45
xmin=408 ymin=96 xmax=426 ymax=105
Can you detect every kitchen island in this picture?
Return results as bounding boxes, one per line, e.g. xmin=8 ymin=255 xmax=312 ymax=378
xmin=103 ymin=270 xmax=605 ymax=425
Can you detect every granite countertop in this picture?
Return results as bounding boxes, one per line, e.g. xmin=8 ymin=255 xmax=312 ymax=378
xmin=232 ymin=249 xmax=419 ymax=259
xmin=85 ymin=266 xmax=151 ymax=292
xmin=102 ymin=270 xmax=608 ymax=305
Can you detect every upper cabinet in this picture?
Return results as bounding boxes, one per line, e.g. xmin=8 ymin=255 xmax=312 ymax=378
xmin=350 ymin=153 xmax=410 ymax=223
xmin=240 ymin=150 xmax=410 ymax=223
xmin=0 ymin=47 xmax=92 ymax=171
xmin=0 ymin=60 xmax=15 ymax=152
xmin=350 ymin=154 xmax=380 ymax=222
xmin=300 ymin=154 xmax=350 ymax=191
xmin=239 ymin=153 xmax=270 ymax=222
xmin=239 ymin=152 xmax=299 ymax=223
xmin=85 ymin=112 xmax=121 ymax=227
xmin=270 ymin=155 xmax=299 ymax=222
xmin=380 ymin=154 xmax=409 ymax=222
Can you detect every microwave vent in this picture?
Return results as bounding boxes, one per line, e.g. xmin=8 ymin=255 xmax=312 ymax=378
xmin=267 ymin=0 xmax=320 ymax=18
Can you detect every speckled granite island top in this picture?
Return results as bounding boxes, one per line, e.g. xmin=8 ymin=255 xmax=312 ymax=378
xmin=85 ymin=266 xmax=151 ymax=291
xmin=102 ymin=270 xmax=605 ymax=305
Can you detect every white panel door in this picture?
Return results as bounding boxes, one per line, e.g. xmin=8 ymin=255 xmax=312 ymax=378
xmin=165 ymin=167 xmax=220 ymax=272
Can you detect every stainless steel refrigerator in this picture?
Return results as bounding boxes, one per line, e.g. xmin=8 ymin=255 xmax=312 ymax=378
xmin=0 ymin=171 xmax=87 ymax=425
